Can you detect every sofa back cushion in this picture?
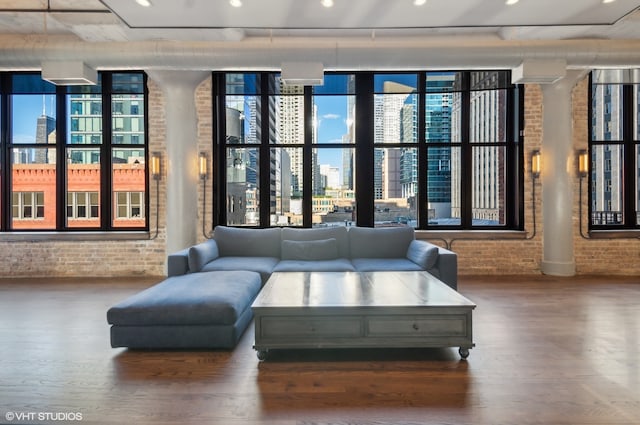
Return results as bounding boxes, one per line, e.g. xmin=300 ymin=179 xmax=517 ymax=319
xmin=281 ymin=226 xmax=350 ymax=258
xmin=281 ymin=238 xmax=339 ymax=261
xmin=214 ymin=225 xmax=281 ymax=257
xmin=348 ymin=226 xmax=415 ymax=258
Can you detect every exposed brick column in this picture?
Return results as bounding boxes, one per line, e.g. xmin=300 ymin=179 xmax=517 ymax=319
xmin=146 ymin=70 xmax=209 ymax=260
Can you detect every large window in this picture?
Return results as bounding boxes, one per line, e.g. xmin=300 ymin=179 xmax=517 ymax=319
xmin=212 ymin=71 xmax=523 ymax=230
xmin=1 ymin=72 xmax=148 ymax=232
xmin=589 ymin=76 xmax=640 ymax=229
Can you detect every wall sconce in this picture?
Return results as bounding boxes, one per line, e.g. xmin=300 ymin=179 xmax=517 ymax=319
xmin=149 ymin=152 xmax=162 ymax=240
xmin=578 ymin=149 xmax=589 ymax=178
xmin=199 ymin=152 xmax=212 ymax=238
xmin=577 ymin=149 xmax=590 ymax=239
xmin=150 ymin=152 xmax=161 ymax=180
xmin=531 ymin=150 xmax=541 ymax=179
xmin=525 ymin=149 xmax=541 ymax=240
xmin=199 ymin=152 xmax=209 ymax=181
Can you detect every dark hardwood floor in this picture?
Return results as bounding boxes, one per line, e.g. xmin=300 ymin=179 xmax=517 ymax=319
xmin=0 ymin=274 xmax=638 ymax=425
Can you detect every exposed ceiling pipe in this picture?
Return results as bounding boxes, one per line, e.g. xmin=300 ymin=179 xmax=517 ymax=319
xmin=0 ymin=35 xmax=640 ymax=72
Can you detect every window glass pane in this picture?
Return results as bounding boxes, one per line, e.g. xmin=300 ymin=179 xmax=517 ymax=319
xmin=313 ymin=148 xmax=355 ymax=227
xmin=590 ymin=144 xmax=624 ymax=225
xmin=426 ymin=76 xmax=456 ymax=143
xmin=11 ymin=74 xmax=56 ymax=94
xmin=431 ymin=146 xmax=460 ymax=226
xmin=426 ymin=72 xmax=461 ymax=93
xmin=314 ymin=74 xmax=355 ymax=95
xmin=274 ymin=92 xmax=304 ymax=146
xmin=12 ymin=95 xmax=56 ymax=144
xmin=11 ymin=148 xmax=55 ymax=229
xmin=112 ymin=94 xmax=144 ymax=144
xmin=226 ymin=73 xmax=260 ymax=95
xmin=470 ymin=89 xmax=507 ymax=143
xmin=112 ymin=148 xmax=145 ymax=228
xmin=68 ymin=94 xmax=102 ymax=144
xmin=270 ymin=147 xmax=301 ymax=226
xmin=469 ymin=71 xmax=512 ymax=91
xmin=112 ymin=73 xmax=144 ymax=94
xmin=374 ymin=74 xmax=418 ymax=93
xmin=592 ymin=84 xmax=623 ymax=141
xmin=373 ymin=147 xmax=416 ymax=227
xmin=472 ymin=146 xmax=506 ymax=225
xmin=227 ymin=147 xmax=259 ymax=226
xmin=314 ymin=94 xmax=355 ymax=145
xmin=226 ymin=95 xmax=259 ymax=144
xmin=67 ymin=148 xmax=100 ymax=228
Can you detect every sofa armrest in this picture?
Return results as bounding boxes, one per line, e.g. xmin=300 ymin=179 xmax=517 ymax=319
xmin=434 ymin=247 xmax=458 ymax=291
xmin=167 ymin=248 xmax=190 ymax=276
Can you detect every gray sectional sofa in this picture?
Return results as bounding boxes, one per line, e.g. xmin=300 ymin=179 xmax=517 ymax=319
xmin=169 ymin=225 xmax=457 ymax=288
xmin=107 ymin=225 xmax=457 ymax=350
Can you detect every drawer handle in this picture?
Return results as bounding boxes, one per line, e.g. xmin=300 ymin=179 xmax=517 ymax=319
xmin=412 ymin=323 xmax=419 ymax=331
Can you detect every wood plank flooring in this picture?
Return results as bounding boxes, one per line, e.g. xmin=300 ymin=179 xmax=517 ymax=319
xmin=0 ymin=275 xmax=638 ymax=425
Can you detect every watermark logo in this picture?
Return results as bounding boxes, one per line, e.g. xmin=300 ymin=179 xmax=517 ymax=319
xmin=4 ymin=411 xmax=83 ymax=422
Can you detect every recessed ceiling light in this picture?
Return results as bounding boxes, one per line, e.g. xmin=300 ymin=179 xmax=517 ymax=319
xmin=230 ymin=0 xmax=242 ymax=7
xmin=602 ymin=0 xmax=616 ymax=3
xmin=414 ymin=0 xmax=427 ymax=5
xmin=321 ymin=0 xmax=334 ymax=7
xmin=505 ymin=0 xmax=519 ymax=5
xmin=135 ymin=0 xmax=152 ymax=7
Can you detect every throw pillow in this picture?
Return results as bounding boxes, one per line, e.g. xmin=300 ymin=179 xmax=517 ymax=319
xmin=281 ymin=238 xmax=339 ymax=261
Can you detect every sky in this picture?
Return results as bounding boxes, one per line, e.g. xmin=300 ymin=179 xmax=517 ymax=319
xmin=11 ymin=95 xmax=57 ymax=144
xmin=314 ymin=96 xmax=350 ymax=174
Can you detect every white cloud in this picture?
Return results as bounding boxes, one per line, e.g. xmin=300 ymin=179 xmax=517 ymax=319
xmin=322 ymin=113 xmax=340 ymax=120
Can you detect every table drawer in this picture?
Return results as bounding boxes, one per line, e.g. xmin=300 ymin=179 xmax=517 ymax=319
xmin=260 ymin=316 xmax=362 ymax=338
xmin=367 ymin=315 xmax=468 ymax=337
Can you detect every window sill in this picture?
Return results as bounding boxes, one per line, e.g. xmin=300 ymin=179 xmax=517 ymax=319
xmin=0 ymin=231 xmax=152 ymax=242
xmin=416 ymin=229 xmax=527 ymax=241
xmin=584 ymin=230 xmax=640 ymax=239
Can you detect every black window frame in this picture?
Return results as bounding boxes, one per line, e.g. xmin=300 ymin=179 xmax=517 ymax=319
xmin=211 ymin=70 xmax=524 ymax=230
xmin=0 ymin=71 xmax=150 ymax=233
xmin=588 ymin=73 xmax=640 ymax=230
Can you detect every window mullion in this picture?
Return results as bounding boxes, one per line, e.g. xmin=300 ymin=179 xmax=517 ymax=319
xmin=101 ymin=73 xmax=112 ymax=231
xmin=460 ymin=73 xmax=472 ymax=228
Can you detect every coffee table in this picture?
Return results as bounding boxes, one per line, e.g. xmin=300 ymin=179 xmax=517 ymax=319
xmin=251 ymin=271 xmax=476 ymax=360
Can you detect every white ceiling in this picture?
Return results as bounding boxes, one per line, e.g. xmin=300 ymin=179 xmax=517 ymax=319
xmin=0 ymin=0 xmax=640 ymax=42
xmin=1 ymin=0 xmax=640 ymax=72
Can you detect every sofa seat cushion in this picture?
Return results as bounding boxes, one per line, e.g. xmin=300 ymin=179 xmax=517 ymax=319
xmin=200 ymin=256 xmax=279 ymax=284
xmin=351 ymin=258 xmax=423 ymax=272
xmin=107 ymin=271 xmax=261 ymax=326
xmin=273 ymin=258 xmax=356 ymax=273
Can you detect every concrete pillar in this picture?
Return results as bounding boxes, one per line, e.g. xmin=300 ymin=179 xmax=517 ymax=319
xmin=539 ymin=71 xmax=585 ymax=276
xmin=146 ymin=70 xmax=209 ymax=257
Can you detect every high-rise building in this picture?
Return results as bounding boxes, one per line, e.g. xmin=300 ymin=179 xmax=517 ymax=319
xmin=590 ymin=84 xmax=625 ymax=224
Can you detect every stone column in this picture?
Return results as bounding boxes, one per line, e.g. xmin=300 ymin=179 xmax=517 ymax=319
xmin=539 ymin=71 xmax=585 ymax=276
xmin=146 ymin=70 xmax=209 ymax=258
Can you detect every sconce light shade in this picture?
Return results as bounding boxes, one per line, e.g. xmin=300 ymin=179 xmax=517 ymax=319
xmin=199 ymin=152 xmax=209 ymax=180
xmin=578 ymin=149 xmax=589 ymax=177
xmin=531 ymin=150 xmax=541 ymax=178
xmin=150 ymin=152 xmax=161 ymax=180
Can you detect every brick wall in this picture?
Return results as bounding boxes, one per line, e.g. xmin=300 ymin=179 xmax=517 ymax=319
xmin=0 ymin=75 xmax=637 ymax=278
